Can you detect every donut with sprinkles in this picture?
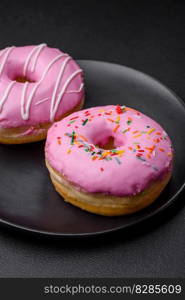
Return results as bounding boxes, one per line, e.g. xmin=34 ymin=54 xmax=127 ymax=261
xmin=45 ymin=105 xmax=173 ymax=216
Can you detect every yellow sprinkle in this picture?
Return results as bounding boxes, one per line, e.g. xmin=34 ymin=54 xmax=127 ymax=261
xmin=67 ymin=149 xmax=71 ymax=154
xmin=133 ymin=134 xmax=142 ymax=138
xmin=117 ymin=150 xmax=125 ymax=155
xmin=102 ymin=151 xmax=110 ymax=158
xmin=147 ymin=128 xmax=155 ymax=134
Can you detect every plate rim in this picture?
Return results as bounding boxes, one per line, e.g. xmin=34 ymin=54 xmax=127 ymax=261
xmin=0 ymin=59 xmax=185 ymax=238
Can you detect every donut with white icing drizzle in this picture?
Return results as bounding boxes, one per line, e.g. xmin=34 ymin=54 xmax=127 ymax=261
xmin=45 ymin=105 xmax=173 ymax=216
xmin=0 ymin=44 xmax=84 ymax=143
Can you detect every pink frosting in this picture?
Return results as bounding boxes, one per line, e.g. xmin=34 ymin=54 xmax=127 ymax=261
xmin=45 ymin=105 xmax=173 ymax=196
xmin=0 ymin=44 xmax=84 ymax=128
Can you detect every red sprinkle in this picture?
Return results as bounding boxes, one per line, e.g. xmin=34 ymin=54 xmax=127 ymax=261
xmin=116 ymin=105 xmax=123 ymax=114
xmin=100 ymin=167 xmax=104 ymax=172
xmin=70 ymin=116 xmax=79 ymax=120
xmin=136 ymin=153 xmax=143 ymax=157
xmin=153 ymin=138 xmax=160 ymax=143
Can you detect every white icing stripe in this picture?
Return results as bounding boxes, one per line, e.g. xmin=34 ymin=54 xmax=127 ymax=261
xmin=21 ymin=81 xmax=29 ymax=120
xmin=35 ymin=83 xmax=84 ymax=106
xmin=0 ymin=44 xmax=83 ymax=122
xmin=50 ymin=56 xmax=72 ymax=121
xmin=50 ymin=69 xmax=83 ymax=122
xmin=66 ymin=83 xmax=84 ymax=94
xmin=21 ymin=53 xmax=68 ymax=120
xmin=0 ymin=47 xmax=9 ymax=59
xmin=39 ymin=54 xmax=67 ymax=81
xmin=30 ymin=43 xmax=46 ymax=72
xmin=0 ymin=81 xmax=16 ymax=112
xmin=34 ymin=97 xmax=50 ymax=106
xmin=0 ymin=46 xmax=15 ymax=76
xmin=23 ymin=43 xmax=46 ymax=76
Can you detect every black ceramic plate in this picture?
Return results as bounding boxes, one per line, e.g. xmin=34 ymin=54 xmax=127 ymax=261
xmin=0 ymin=60 xmax=185 ymax=237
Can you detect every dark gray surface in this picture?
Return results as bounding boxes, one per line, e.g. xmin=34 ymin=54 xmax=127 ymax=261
xmin=0 ymin=0 xmax=184 ymax=277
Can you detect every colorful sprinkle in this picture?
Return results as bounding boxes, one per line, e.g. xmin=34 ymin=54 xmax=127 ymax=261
xmin=133 ymin=134 xmax=142 ymax=138
xmin=82 ymin=119 xmax=88 ymax=126
xmin=113 ymin=124 xmax=120 ymax=133
xmin=153 ymin=138 xmax=160 ymax=143
xmin=107 ymin=118 xmax=115 ymax=123
xmin=70 ymin=116 xmax=79 ymax=120
xmin=79 ymin=135 xmax=88 ymax=142
xmin=136 ymin=156 xmax=146 ymax=162
xmin=147 ymin=128 xmax=155 ymax=134
xmin=115 ymin=157 xmax=122 ymax=164
xmin=167 ymin=152 xmax=172 ymax=157
xmin=116 ymin=105 xmax=123 ymax=114
xmin=57 ymin=137 xmax=62 ymax=145
xmin=71 ymin=131 xmax=75 ymax=145
xmin=127 ymin=117 xmax=132 ymax=125
xmin=115 ymin=116 xmax=120 ymax=124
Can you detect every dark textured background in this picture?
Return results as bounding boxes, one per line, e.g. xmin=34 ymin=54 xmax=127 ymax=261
xmin=0 ymin=0 xmax=184 ymax=277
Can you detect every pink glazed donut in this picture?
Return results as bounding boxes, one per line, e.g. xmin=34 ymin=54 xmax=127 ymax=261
xmin=0 ymin=44 xmax=84 ymax=144
xmin=45 ymin=105 xmax=173 ymax=216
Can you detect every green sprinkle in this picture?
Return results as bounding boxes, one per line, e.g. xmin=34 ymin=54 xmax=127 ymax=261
xmin=127 ymin=120 xmax=132 ymax=125
xmin=122 ymin=129 xmax=128 ymax=133
xmin=71 ymin=131 xmax=75 ymax=145
xmin=69 ymin=120 xmax=76 ymax=124
xmin=82 ymin=119 xmax=88 ymax=126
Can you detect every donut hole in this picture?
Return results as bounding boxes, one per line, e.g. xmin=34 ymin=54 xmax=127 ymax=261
xmin=14 ymin=75 xmax=36 ymax=83
xmin=89 ymin=127 xmax=125 ymax=150
xmin=96 ymin=136 xmax=116 ymax=150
